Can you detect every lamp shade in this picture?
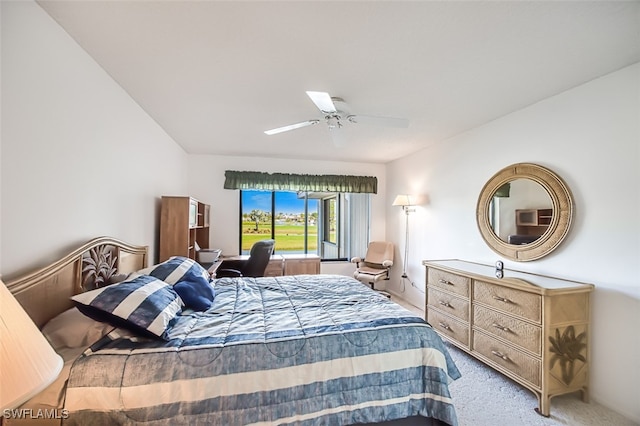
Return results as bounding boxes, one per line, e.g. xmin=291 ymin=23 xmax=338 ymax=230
xmin=0 ymin=280 xmax=63 ymax=410
xmin=392 ymin=194 xmax=416 ymax=207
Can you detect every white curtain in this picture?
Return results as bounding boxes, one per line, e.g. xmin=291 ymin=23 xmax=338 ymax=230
xmin=344 ymin=193 xmax=370 ymax=259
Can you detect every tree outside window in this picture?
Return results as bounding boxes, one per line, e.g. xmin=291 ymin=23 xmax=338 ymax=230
xmin=240 ymin=190 xmax=368 ymax=260
xmin=241 ymin=190 xmax=317 ymax=255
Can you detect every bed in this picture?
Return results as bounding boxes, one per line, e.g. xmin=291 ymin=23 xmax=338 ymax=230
xmin=4 ymin=237 xmax=460 ymax=426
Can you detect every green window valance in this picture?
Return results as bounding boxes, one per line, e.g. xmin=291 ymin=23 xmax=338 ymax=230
xmin=224 ymin=170 xmax=377 ymax=194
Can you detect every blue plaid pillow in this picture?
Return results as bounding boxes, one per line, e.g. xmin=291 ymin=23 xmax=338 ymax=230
xmin=72 ymin=275 xmax=183 ymax=340
xmin=139 ymin=256 xmax=210 ymax=286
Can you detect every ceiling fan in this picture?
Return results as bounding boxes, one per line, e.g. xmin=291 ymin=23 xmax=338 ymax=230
xmin=264 ymin=91 xmax=409 ymax=137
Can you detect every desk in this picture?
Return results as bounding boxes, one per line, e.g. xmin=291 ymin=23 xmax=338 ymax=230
xmin=204 ymin=260 xmax=223 ymax=277
xmin=209 ymin=254 xmax=321 ymax=277
xmin=210 ymin=255 xmax=284 ymax=277
xmin=283 ymin=254 xmax=321 ymax=275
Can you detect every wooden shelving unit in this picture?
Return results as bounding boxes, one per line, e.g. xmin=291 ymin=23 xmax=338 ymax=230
xmin=159 ymin=196 xmax=210 ymax=263
xmin=515 ymin=208 xmax=553 ymax=237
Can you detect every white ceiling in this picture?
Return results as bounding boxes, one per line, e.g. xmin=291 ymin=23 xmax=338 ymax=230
xmin=37 ymin=1 xmax=640 ymax=163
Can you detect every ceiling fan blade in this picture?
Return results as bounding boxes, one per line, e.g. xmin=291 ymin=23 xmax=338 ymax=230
xmin=347 ymin=114 xmax=409 ymax=128
xmin=264 ymin=120 xmax=320 ymax=135
xmin=306 ymin=91 xmax=337 ymax=114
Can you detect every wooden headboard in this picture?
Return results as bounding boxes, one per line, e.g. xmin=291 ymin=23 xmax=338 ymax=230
xmin=4 ymin=236 xmax=148 ymax=328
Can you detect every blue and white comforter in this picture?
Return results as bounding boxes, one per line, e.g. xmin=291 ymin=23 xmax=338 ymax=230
xmin=64 ymin=274 xmax=460 ymax=425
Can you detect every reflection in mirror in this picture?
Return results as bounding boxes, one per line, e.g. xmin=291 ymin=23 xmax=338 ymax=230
xmin=489 ymin=179 xmax=553 ymax=245
xmin=476 ymin=163 xmax=573 ymax=261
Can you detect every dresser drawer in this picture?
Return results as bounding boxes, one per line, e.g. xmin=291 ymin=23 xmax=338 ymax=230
xmin=474 ymin=280 xmax=541 ymax=323
xmin=473 ymin=305 xmax=541 ymax=355
xmin=427 ymin=268 xmax=470 ymax=298
xmin=428 ymin=287 xmax=469 ymax=322
xmin=427 ymin=309 xmax=469 ymax=347
xmin=473 ymin=331 xmax=541 ymax=387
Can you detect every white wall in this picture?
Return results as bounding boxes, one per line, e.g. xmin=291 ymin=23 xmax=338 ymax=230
xmin=187 ymin=154 xmax=385 ymax=274
xmin=386 ymin=63 xmax=640 ymax=422
xmin=0 ymin=1 xmax=188 ymax=278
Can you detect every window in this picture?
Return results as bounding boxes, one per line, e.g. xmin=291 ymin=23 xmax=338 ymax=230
xmin=323 ymin=197 xmax=337 ymax=244
xmin=240 ymin=190 xmax=370 ymax=260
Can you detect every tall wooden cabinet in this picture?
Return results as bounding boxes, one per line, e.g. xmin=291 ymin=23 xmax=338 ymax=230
xmin=159 ymin=196 xmax=210 ymax=262
xmin=423 ymin=259 xmax=593 ymax=417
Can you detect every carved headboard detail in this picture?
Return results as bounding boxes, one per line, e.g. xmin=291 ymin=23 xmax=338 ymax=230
xmin=4 ymin=236 xmax=148 ymax=327
xmin=82 ymin=245 xmax=119 ymax=291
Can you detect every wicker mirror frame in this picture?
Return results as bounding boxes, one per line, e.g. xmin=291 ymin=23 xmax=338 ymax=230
xmin=476 ymin=163 xmax=574 ymax=261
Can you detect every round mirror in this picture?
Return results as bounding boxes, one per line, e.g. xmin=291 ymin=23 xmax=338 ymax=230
xmin=477 ymin=163 xmax=573 ymax=261
xmin=489 ymin=178 xmax=553 ymax=245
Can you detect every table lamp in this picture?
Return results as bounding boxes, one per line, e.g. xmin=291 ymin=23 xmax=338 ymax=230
xmin=0 ymin=280 xmax=63 ymax=410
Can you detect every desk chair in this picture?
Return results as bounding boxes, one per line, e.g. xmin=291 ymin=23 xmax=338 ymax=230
xmin=216 ymin=239 xmax=275 ymax=278
xmin=351 ymin=241 xmax=394 ymax=294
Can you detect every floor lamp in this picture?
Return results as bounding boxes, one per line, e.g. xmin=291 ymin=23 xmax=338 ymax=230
xmin=393 ymin=195 xmax=416 ymax=283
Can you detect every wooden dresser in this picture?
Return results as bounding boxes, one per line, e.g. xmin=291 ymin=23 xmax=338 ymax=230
xmin=423 ymin=259 xmax=594 ymax=417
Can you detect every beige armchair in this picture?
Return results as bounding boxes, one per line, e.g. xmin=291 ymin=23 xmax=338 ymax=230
xmin=351 ymin=241 xmax=394 ymax=292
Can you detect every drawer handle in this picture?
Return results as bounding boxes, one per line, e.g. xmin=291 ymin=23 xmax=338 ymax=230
xmin=491 ymin=350 xmax=510 ymax=361
xmin=492 ymin=323 xmax=511 ymax=333
xmin=439 ymin=300 xmax=451 ymax=308
xmin=438 ymin=279 xmax=454 ymax=286
xmin=492 ymin=295 xmax=512 ymax=303
xmin=438 ymin=322 xmax=451 ymax=331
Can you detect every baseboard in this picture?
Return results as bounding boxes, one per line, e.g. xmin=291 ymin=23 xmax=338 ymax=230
xmin=387 ymin=290 xmax=424 ymax=315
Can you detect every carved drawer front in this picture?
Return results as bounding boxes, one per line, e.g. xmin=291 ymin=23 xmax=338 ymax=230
xmin=427 ymin=309 xmax=469 ymax=347
xmin=473 ymin=305 xmax=541 ymax=355
xmin=428 ymin=288 xmax=469 ymax=322
xmin=473 ymin=331 xmax=541 ymax=387
xmin=474 ymin=281 xmax=541 ymax=323
xmin=428 ymin=269 xmax=470 ymax=298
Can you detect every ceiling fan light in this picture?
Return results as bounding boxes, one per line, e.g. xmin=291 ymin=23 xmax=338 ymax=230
xmin=326 ymin=115 xmax=342 ymax=130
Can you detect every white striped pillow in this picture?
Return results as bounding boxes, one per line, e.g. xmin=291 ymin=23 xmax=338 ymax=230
xmin=72 ymin=275 xmax=183 ymax=340
xmin=138 ymin=256 xmax=210 ymax=286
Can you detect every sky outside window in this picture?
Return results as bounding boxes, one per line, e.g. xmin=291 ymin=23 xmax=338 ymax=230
xmin=243 ymin=190 xmax=310 ymax=213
